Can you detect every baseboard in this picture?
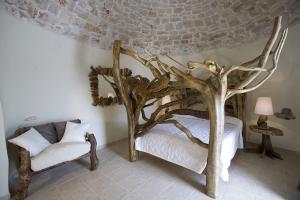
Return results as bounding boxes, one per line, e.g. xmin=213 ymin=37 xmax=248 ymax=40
xmin=96 ymin=137 xmax=127 ymax=150
xmin=246 ymin=141 xmax=300 ymax=155
xmin=0 ymin=194 xmax=10 ymax=200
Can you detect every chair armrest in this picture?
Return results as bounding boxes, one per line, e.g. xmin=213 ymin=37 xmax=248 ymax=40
xmin=12 ymin=148 xmax=31 ymax=199
xmin=86 ymin=133 xmax=98 ymax=170
xmin=86 ymin=133 xmax=97 ymax=151
xmin=19 ymin=148 xmax=31 ymax=171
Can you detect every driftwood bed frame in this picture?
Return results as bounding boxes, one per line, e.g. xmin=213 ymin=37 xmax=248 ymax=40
xmin=90 ymin=16 xmax=287 ymax=198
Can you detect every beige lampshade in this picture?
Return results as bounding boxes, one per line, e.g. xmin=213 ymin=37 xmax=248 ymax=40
xmin=107 ymin=92 xmax=115 ymax=98
xmin=254 ymin=97 xmax=274 ymax=115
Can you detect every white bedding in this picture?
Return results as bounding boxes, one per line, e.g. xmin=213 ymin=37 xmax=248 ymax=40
xmin=135 ymin=115 xmax=243 ymax=181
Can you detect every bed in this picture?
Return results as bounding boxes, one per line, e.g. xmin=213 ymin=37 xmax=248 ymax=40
xmin=92 ymin=20 xmax=286 ymax=197
xmin=136 ymin=115 xmax=243 ymax=181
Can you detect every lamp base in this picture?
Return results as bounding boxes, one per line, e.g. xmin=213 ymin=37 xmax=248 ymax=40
xmin=257 ymin=115 xmax=268 ymax=129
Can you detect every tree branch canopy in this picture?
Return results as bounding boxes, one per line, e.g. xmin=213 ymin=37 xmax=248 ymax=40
xmin=91 ymin=16 xmax=287 ymax=199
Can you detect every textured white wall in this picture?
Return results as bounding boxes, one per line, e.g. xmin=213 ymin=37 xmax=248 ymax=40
xmin=1 ymin=1 xmax=299 ymax=56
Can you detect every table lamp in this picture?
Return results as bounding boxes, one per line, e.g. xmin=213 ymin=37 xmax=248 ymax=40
xmin=107 ymin=92 xmax=115 ymax=98
xmin=254 ymin=97 xmax=273 ymax=128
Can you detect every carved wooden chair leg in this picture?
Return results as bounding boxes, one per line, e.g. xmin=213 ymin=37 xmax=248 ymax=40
xmin=90 ymin=150 xmax=99 ymax=171
xmin=87 ymin=133 xmax=98 ymax=170
xmin=17 ymin=171 xmax=31 ymax=200
xmin=12 ymin=149 xmax=31 ymax=200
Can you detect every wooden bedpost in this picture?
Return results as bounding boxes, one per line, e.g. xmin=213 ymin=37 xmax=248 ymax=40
xmin=112 ymin=40 xmax=137 ymax=161
xmin=237 ymin=94 xmax=246 ymax=143
xmin=206 ymin=80 xmax=226 ymax=198
xmin=166 ymin=17 xmax=287 ymax=198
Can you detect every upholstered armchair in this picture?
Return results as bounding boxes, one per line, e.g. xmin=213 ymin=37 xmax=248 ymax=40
xmin=10 ymin=119 xmax=98 ymax=200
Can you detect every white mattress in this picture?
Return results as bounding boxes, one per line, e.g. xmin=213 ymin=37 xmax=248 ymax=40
xmin=135 ymin=115 xmax=243 ymax=181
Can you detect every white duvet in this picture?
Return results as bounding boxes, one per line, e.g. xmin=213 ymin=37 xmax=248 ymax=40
xmin=135 ymin=115 xmax=243 ymax=181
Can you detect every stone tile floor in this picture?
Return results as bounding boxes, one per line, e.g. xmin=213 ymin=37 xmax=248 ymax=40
xmin=26 ymin=140 xmax=300 ymax=200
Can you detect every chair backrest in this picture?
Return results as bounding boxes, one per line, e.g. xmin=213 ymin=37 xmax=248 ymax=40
xmin=53 ymin=119 xmax=81 ymax=141
xmin=15 ymin=119 xmax=81 ymax=144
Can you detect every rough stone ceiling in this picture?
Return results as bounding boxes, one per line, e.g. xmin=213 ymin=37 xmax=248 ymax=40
xmin=1 ymin=0 xmax=300 ymax=55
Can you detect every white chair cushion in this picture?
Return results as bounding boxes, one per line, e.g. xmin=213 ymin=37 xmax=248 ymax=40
xmin=59 ymin=122 xmax=89 ymax=143
xmin=31 ymin=142 xmax=91 ymax=171
xmin=9 ymin=128 xmax=51 ymax=157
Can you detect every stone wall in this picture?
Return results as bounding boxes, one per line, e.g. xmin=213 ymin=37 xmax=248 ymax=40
xmin=1 ymin=0 xmax=300 ymax=55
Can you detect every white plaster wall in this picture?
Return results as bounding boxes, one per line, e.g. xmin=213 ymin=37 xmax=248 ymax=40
xmin=0 ymin=10 xmax=124 ymax=143
xmin=0 ymin=10 xmax=125 ymax=179
xmin=0 ymin=102 xmax=9 ymax=200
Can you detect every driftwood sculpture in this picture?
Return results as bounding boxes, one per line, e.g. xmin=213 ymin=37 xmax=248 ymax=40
xmin=89 ymin=66 xmax=132 ymax=106
xmin=90 ymin=16 xmax=287 ymax=198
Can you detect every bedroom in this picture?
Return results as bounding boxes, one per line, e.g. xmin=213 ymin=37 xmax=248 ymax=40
xmin=0 ymin=0 xmax=299 ymax=200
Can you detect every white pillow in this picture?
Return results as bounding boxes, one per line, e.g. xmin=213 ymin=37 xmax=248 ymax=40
xmin=59 ymin=122 xmax=89 ymax=143
xmin=8 ymin=128 xmax=51 ymax=157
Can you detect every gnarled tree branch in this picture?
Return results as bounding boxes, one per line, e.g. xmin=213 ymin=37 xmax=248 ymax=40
xmin=161 ymin=120 xmax=209 ymax=149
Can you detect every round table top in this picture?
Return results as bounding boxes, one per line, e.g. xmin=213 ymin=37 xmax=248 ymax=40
xmin=249 ymin=125 xmax=284 ymax=136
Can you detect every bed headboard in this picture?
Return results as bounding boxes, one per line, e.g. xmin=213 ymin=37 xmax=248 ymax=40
xmin=176 ymin=88 xmax=246 ymax=141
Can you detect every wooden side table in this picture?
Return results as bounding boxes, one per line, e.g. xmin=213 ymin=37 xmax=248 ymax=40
xmin=249 ymin=125 xmax=284 ymax=160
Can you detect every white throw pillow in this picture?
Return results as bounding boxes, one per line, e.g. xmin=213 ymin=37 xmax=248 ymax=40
xmin=8 ymin=128 xmax=51 ymax=157
xmin=59 ymin=122 xmax=89 ymax=143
